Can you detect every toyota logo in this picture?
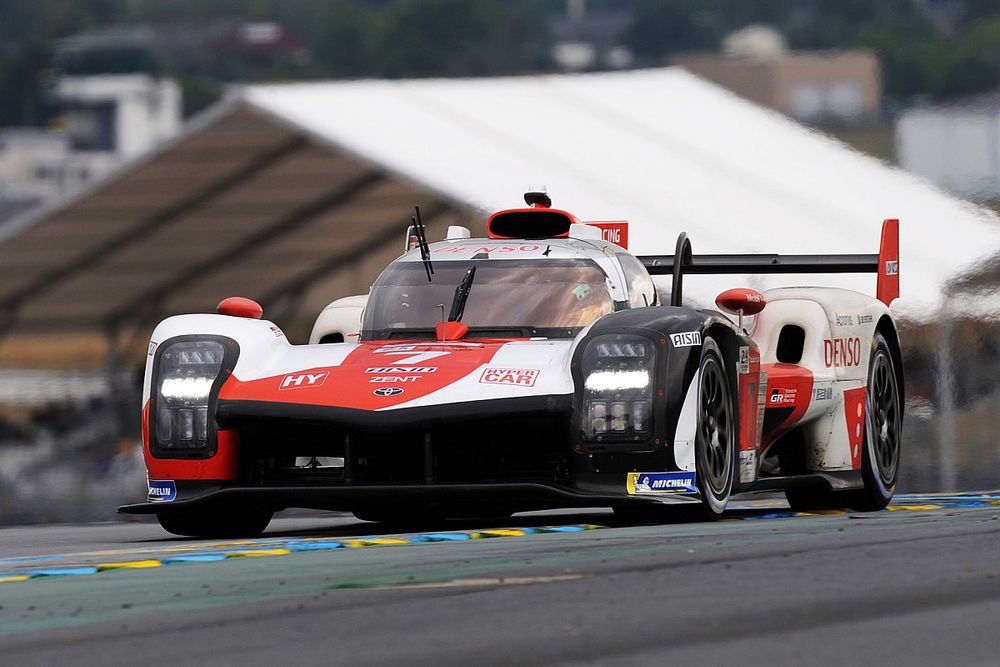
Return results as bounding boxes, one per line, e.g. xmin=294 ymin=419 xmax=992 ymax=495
xmin=373 ymin=386 xmax=404 ymax=397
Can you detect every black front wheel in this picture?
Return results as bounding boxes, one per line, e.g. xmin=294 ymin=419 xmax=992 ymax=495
xmin=157 ymin=505 xmax=273 ymax=538
xmin=614 ymin=338 xmax=735 ymax=524
xmin=693 ymin=337 xmax=736 ymax=520
xmin=353 ymin=505 xmax=446 ymax=526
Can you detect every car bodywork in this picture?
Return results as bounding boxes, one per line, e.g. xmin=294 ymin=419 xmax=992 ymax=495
xmin=121 ymin=197 xmax=903 ymax=533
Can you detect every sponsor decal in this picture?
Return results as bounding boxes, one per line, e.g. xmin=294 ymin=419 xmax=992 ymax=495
xmin=824 ymin=337 xmax=863 ymax=368
xmin=843 ymin=387 xmax=867 ymax=470
xmin=739 ymin=450 xmax=756 ymax=484
xmin=364 ymin=367 xmax=436 ymax=373
xmin=279 ymin=372 xmax=329 ymax=390
xmin=269 ymin=325 xmax=285 ymax=338
xmin=835 ymin=314 xmax=855 ymax=327
xmin=369 ymin=376 xmax=421 ymax=383
xmin=479 ymin=368 xmax=539 ymax=387
xmin=148 ymin=479 xmax=176 ymax=503
xmin=435 ymin=245 xmax=542 ymax=254
xmin=756 ymin=372 xmax=768 ymax=432
xmin=225 ymin=341 xmax=505 ymax=410
xmin=885 ymin=260 xmax=898 ymax=276
xmin=627 ymin=471 xmax=698 ymax=494
xmin=373 ymin=386 xmax=405 ymax=397
xmin=148 ymin=342 xmax=158 ymax=357
xmin=374 ymin=350 xmax=450 ymax=365
xmin=769 ymin=387 xmax=797 ymax=405
xmin=738 ymin=346 xmax=763 ymax=456
xmin=738 ymin=346 xmax=750 ymax=374
xmin=814 ymin=386 xmax=833 ymax=401
xmin=375 ymin=344 xmax=419 ymax=352
xmin=590 ymin=221 xmax=629 ymax=249
xmin=856 ymin=314 xmax=874 ymax=324
xmin=670 ymin=331 xmax=702 ymax=347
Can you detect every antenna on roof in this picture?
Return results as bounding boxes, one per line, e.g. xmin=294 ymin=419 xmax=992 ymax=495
xmin=412 ymin=205 xmax=434 ymax=282
xmin=524 ymin=185 xmax=551 ymax=209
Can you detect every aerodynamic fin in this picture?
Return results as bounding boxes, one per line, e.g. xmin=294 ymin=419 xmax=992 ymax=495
xmin=876 ymin=218 xmax=899 ymax=306
xmin=638 ymin=218 xmax=900 ymax=306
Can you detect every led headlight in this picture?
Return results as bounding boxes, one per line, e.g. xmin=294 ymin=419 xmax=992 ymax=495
xmin=580 ymin=334 xmax=655 ymax=442
xmin=154 ymin=339 xmax=226 ymax=451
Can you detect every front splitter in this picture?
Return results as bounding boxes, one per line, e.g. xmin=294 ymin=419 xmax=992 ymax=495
xmin=118 ymin=481 xmax=702 ymax=515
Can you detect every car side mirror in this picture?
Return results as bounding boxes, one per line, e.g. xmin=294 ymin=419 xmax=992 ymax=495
xmin=715 ymin=288 xmax=766 ymax=330
xmin=217 ymin=296 xmax=263 ymax=319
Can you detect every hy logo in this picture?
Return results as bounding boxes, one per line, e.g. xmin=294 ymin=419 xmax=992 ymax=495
xmin=279 ymin=372 xmax=329 ymax=390
xmin=373 ymin=386 xmax=404 ymax=397
xmin=885 ymin=260 xmax=899 ymax=276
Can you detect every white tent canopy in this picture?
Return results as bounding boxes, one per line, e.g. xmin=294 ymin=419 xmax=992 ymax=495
xmin=244 ymin=68 xmax=1000 ymax=318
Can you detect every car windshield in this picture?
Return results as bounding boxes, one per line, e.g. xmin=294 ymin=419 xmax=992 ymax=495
xmin=362 ymin=259 xmax=613 ymax=339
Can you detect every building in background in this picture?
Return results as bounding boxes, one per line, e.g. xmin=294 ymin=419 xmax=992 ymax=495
xmin=0 ymin=130 xmax=74 ymax=205
xmin=672 ymin=25 xmax=882 ymax=126
xmin=550 ymin=0 xmax=633 ymax=71
xmin=53 ymin=21 xmax=309 ymax=81
xmin=53 ymin=75 xmax=181 ymax=159
xmin=0 ymin=127 xmax=116 ymax=222
xmin=897 ymin=91 xmax=1000 ymax=201
xmin=0 ymin=33 xmax=183 ymax=224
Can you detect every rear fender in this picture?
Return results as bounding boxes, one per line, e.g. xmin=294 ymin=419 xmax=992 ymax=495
xmin=877 ymin=314 xmax=905 ymax=408
xmin=758 ymin=287 xmax=890 ymax=381
xmin=309 ymin=294 xmax=368 ymax=345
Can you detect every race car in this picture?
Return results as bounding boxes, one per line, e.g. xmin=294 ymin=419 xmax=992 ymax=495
xmin=120 ymin=191 xmax=904 ymax=537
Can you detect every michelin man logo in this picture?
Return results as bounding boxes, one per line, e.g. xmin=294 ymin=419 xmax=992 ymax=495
xmin=627 ymin=471 xmax=698 ymax=495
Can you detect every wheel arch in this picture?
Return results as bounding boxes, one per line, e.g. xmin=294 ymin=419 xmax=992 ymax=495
xmin=703 ymin=321 xmax=745 ymax=426
xmin=876 ymin=314 xmax=905 ymax=409
xmin=704 ymin=322 xmax=743 ymax=375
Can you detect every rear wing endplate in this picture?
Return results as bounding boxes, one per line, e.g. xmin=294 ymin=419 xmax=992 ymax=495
xmin=638 ymin=218 xmax=899 ymax=307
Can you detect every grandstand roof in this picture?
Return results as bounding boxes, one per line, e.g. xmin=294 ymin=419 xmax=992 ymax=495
xmin=1 ymin=67 xmax=997 ymax=338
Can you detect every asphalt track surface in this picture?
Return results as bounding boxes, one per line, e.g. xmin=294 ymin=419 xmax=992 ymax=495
xmin=2 ymin=493 xmax=1000 ymax=666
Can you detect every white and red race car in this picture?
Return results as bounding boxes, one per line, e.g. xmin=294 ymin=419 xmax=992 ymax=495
xmin=122 ymin=192 xmax=904 ymax=536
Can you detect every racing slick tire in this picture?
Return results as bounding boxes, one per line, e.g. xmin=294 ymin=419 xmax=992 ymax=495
xmin=847 ymin=331 xmax=902 ymax=511
xmin=612 ymin=502 xmax=689 ymax=524
xmin=785 ymin=331 xmax=902 ymax=512
xmin=156 ymin=505 xmax=273 ymax=538
xmin=354 ymin=504 xmax=514 ymax=525
xmin=612 ymin=338 xmax=736 ymax=524
xmin=689 ymin=337 xmax=737 ymax=520
xmin=782 ymin=429 xmax=841 ymax=510
xmin=352 ymin=506 xmax=446 ymax=526
xmin=611 ymin=502 xmax=661 ymax=524
xmin=783 ymin=484 xmax=840 ymax=511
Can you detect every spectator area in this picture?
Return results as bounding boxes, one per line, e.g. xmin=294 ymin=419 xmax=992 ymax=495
xmin=1 ymin=67 xmax=999 ymax=346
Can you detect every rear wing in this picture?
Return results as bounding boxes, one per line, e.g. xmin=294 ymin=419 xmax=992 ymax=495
xmin=638 ymin=218 xmax=899 ymax=307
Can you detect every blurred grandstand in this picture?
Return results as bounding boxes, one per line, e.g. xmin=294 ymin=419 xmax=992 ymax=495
xmin=0 ymin=370 xmax=144 ymax=524
xmin=2 ymin=68 xmax=1000 ymax=523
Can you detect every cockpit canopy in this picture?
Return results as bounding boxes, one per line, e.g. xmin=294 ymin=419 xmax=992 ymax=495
xmin=361 ymin=258 xmax=613 ymax=340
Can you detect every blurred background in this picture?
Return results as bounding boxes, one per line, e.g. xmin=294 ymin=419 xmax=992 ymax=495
xmin=2 ymin=0 xmax=1000 ymax=525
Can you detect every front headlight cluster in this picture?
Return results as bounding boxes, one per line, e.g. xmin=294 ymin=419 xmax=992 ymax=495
xmin=581 ymin=334 xmax=654 ymax=441
xmin=154 ymin=340 xmax=226 ymax=451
